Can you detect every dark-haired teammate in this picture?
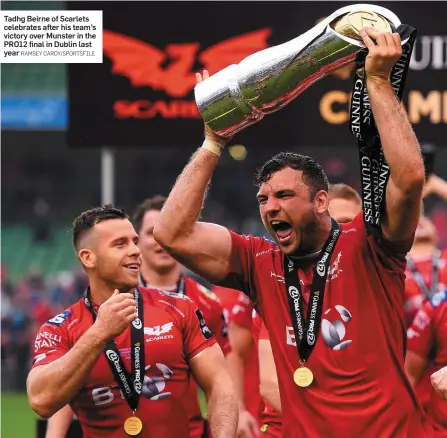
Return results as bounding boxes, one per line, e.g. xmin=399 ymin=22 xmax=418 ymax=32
xmin=154 ymin=28 xmax=432 ymax=436
xmin=27 ymin=205 xmax=237 ymax=438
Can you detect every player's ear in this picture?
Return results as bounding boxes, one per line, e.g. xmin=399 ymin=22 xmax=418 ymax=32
xmin=79 ymin=248 xmax=96 ymax=269
xmin=314 ymin=190 xmax=329 ymax=215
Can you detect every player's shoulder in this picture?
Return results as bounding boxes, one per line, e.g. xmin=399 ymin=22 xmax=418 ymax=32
xmin=43 ymin=299 xmax=84 ymax=331
xmin=241 ymin=232 xmax=282 ymax=259
xmin=339 ymin=213 xmax=364 ymax=239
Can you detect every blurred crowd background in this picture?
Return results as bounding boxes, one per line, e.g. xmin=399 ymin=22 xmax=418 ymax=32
xmin=1 ymin=1 xmax=446 ymax=435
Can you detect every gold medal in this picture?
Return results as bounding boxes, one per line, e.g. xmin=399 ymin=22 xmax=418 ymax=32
xmin=293 ymin=366 xmax=314 ymax=387
xmin=124 ymin=416 xmax=143 ymax=436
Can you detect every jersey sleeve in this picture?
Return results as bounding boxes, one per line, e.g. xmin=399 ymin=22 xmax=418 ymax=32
xmin=32 ymin=311 xmax=73 ymax=367
xmin=406 ymin=300 xmax=435 ymax=359
xmin=352 ymin=211 xmax=414 ymax=272
xmin=183 ymin=300 xmax=217 ymax=362
xmin=216 ymin=230 xmax=274 ymax=302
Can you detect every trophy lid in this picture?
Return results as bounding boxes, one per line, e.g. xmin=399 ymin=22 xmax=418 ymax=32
xmin=331 ymin=10 xmax=393 ymax=42
xmin=323 ymin=4 xmax=407 ymax=47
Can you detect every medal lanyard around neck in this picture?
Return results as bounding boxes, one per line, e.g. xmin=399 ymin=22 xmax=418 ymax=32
xmin=84 ymin=287 xmax=145 ymax=413
xmin=283 ymin=218 xmax=341 ymax=365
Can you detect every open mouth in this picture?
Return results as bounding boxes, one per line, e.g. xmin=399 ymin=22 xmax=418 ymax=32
xmin=124 ymin=263 xmax=140 ymax=272
xmin=271 ymin=221 xmax=293 ymax=243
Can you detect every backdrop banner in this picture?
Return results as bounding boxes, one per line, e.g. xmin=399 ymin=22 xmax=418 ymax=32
xmin=68 ymin=1 xmax=447 ymax=148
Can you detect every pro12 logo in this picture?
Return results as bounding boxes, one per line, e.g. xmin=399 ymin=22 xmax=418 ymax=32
xmin=47 ymin=310 xmax=71 ymax=326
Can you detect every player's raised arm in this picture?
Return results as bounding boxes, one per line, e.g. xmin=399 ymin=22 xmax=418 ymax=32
xmin=153 ymin=70 xmax=233 ymax=283
xmin=360 ymin=28 xmax=424 ymax=242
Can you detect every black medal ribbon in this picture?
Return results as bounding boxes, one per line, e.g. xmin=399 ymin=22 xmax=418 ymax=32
xmin=349 ymin=24 xmax=417 ymax=235
xmin=407 ymin=251 xmax=441 ymax=299
xmin=284 ymin=218 xmax=341 ymax=363
xmin=84 ymin=287 xmax=145 ymax=412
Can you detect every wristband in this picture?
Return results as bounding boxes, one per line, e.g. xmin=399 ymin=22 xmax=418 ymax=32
xmin=201 ymin=138 xmax=224 ymax=157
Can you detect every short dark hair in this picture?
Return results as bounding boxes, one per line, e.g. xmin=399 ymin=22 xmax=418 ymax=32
xmin=329 ymin=183 xmax=362 ymax=205
xmin=72 ymin=204 xmax=128 ymax=250
xmin=254 ymin=152 xmax=329 ymax=197
xmin=132 ymin=195 xmax=166 ymax=233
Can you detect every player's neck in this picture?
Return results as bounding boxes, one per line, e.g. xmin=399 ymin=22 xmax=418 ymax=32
xmin=293 ymin=215 xmax=332 ymax=260
xmin=140 ymin=263 xmax=181 ymax=289
xmin=409 ymin=241 xmax=437 ymax=259
xmin=314 ymin=218 xmax=333 ymax=253
xmin=88 ymin=278 xmax=133 ymax=306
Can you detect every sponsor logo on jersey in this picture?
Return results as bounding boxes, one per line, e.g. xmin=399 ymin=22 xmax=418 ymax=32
xmin=321 ymin=305 xmax=353 ymax=351
xmin=430 ymin=289 xmax=447 ymax=308
xmin=34 ymin=332 xmax=62 ymax=352
xmin=47 ymin=310 xmax=71 ymax=326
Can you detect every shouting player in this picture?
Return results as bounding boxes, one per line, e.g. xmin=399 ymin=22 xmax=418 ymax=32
xmin=253 ymin=183 xmax=362 ymax=436
xmin=27 ymin=205 xmax=237 ymax=438
xmin=154 ymin=28 xmax=431 ymax=436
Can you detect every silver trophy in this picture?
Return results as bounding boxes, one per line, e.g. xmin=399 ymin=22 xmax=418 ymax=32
xmin=194 ymin=4 xmax=409 ymax=138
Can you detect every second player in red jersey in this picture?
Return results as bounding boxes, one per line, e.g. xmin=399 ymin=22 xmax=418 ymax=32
xmin=27 ymin=206 xmax=237 ymax=438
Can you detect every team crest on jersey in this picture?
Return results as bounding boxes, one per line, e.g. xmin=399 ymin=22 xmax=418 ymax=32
xmin=47 ymin=310 xmax=71 ymax=326
xmin=430 ymin=289 xmax=447 ymax=308
xmin=144 ymin=322 xmax=174 ymax=337
xmin=327 ymin=251 xmax=343 ymax=283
